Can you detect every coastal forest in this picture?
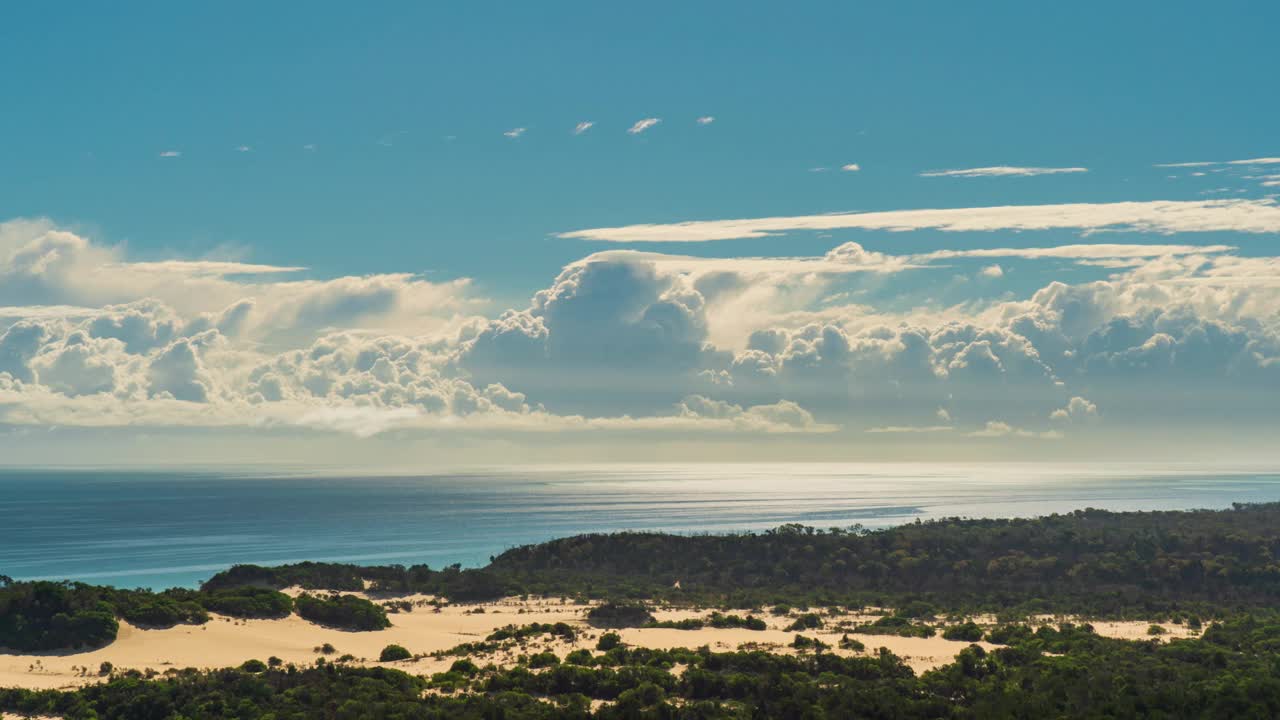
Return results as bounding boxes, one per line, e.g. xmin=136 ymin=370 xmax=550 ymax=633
xmin=6 ymin=503 xmax=1280 ymax=717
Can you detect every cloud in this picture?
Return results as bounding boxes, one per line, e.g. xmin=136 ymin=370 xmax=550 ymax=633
xmin=1051 ymin=396 xmax=1098 ymax=422
xmin=841 ymin=163 xmax=861 ymax=172
xmin=865 ymin=425 xmax=953 ymax=433
xmin=3 ymin=217 xmax=1280 ymax=448
xmin=1157 ymin=157 xmax=1280 ymax=168
xmin=981 ymin=264 xmax=1004 ymax=278
xmin=559 ymin=198 xmax=1280 ymax=242
xmin=696 ymin=116 xmax=715 ymax=125
xmin=627 ymin=118 xmax=661 ymax=135
xmin=921 ymin=166 xmax=1088 ymax=178
xmin=235 ymin=145 xmax=252 ymax=153
xmin=967 ymin=421 xmax=1062 ymax=439
xmin=158 ymin=151 xmax=181 ymax=158
xmin=573 ymin=121 xmax=594 ymax=135
xmin=503 ymin=127 xmax=526 ymax=139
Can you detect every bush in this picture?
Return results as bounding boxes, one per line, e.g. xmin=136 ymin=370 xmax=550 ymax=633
xmin=1148 ymin=624 xmax=1167 ymax=636
xmin=943 ymin=622 xmax=985 ymax=642
xmin=379 ymin=644 xmax=412 ymax=662
xmin=240 ymin=659 xmax=268 ymax=673
xmin=597 ymin=632 xmax=623 ymax=651
xmin=839 ymin=634 xmax=865 ymax=651
xmin=528 ymin=651 xmax=560 ymax=668
xmin=295 ymin=594 xmax=390 ymax=631
xmin=565 ymin=648 xmax=594 ymax=665
xmin=785 ymin=613 xmax=824 ymax=631
xmin=587 ymin=602 xmax=655 ymax=629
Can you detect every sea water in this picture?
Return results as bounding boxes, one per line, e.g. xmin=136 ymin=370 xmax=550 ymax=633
xmin=2 ymin=463 xmax=1278 ymax=589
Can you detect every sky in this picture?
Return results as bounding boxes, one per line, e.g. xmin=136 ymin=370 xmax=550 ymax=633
xmin=1 ymin=1 xmax=1279 ymax=465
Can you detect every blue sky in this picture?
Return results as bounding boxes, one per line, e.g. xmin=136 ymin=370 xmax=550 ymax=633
xmin=1 ymin=2 xmax=1279 ymax=464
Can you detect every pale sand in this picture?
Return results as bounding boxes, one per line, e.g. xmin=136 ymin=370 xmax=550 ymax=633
xmin=0 ymin=597 xmax=1196 ymax=691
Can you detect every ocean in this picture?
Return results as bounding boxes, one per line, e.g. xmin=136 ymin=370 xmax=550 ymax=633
xmin=3 ymin=463 xmax=1279 ymax=590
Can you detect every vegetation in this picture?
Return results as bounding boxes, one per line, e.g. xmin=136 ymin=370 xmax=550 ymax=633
xmin=11 ymin=618 xmax=1280 ymax=718
xmin=191 ymin=502 xmax=1280 ymax=617
xmin=942 ymin=621 xmax=986 ymax=642
xmin=378 ymin=644 xmax=412 ymax=662
xmin=294 ymin=593 xmax=390 ymax=631
xmin=585 ymin=602 xmax=654 ymax=629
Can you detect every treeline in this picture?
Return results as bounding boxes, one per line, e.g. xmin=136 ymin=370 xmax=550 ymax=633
xmin=201 ymin=502 xmax=1280 ymax=615
xmin=0 ymin=579 xmax=384 ymax=651
xmin=6 ymin=616 xmax=1280 ymax=718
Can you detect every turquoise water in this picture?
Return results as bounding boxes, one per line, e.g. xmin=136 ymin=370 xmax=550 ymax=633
xmin=3 ymin=463 xmax=1279 ymax=590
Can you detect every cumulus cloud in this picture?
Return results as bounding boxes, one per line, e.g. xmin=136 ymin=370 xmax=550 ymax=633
xmin=921 ymin=166 xmax=1088 ymax=178
xmin=3 ymin=217 xmax=1280 ymax=447
xmin=559 ymin=199 xmax=1280 ymax=243
xmin=981 ymin=264 xmax=1004 ymax=278
xmin=627 ymin=118 xmax=661 ymax=135
xmin=1051 ymin=396 xmax=1098 ymax=422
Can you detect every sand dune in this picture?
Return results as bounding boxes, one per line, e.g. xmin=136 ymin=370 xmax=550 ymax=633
xmin=0 ymin=595 xmax=1198 ymax=691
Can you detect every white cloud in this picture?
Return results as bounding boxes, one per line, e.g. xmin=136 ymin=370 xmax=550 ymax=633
xmin=627 ymin=118 xmax=661 ymax=135
xmin=573 ymin=121 xmax=594 ymax=135
xmin=1156 ymin=157 xmax=1280 ymax=168
xmin=967 ymin=420 xmax=1062 ymax=439
xmin=559 ymin=198 xmax=1280 ymax=243
xmin=981 ymin=264 xmax=1004 ymax=278
xmin=841 ymin=163 xmax=861 ymax=172
xmin=921 ymin=166 xmax=1088 ymax=178
xmin=1051 ymin=396 xmax=1098 ymax=422
xmin=696 ymin=116 xmax=715 ymax=125
xmin=865 ymin=425 xmax=953 ymax=433
xmin=158 ymin=151 xmax=181 ymax=158
xmin=235 ymin=145 xmax=252 ymax=153
xmin=503 ymin=127 xmax=526 ymax=139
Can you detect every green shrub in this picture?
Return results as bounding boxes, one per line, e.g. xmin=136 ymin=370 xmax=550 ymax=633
xmin=379 ymin=644 xmax=412 ymax=662
xmin=295 ymin=593 xmax=390 ymax=631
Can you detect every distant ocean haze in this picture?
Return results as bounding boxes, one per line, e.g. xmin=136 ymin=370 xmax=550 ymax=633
xmin=2 ymin=463 xmax=1278 ymax=589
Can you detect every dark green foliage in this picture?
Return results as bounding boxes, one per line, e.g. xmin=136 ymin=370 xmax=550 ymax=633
xmin=856 ymin=615 xmax=937 ymax=638
xmin=239 ymin=658 xmax=268 ymax=672
xmin=943 ymin=621 xmax=985 ymax=642
xmin=379 ymin=644 xmax=412 ymax=662
xmin=295 ymin=593 xmax=390 ymax=631
xmin=182 ymin=586 xmax=294 ymax=618
xmin=527 ymin=650 xmax=560 ymax=668
xmin=0 ymin=581 xmax=120 ymax=651
xmin=596 ymin=632 xmax=622 ymax=651
xmin=791 ymin=633 xmax=830 ymax=650
xmin=785 ymin=612 xmax=824 ymax=631
xmin=839 ymin=633 xmax=866 ymax=651
xmin=585 ymin=602 xmax=654 ymax=628
xmin=487 ymin=622 xmax=577 ymax=643
xmin=707 ymin=612 xmax=767 ymax=630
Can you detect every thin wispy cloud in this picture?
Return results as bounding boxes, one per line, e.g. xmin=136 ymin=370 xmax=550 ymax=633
xmin=1156 ymin=157 xmax=1280 ymax=168
xmin=841 ymin=163 xmax=861 ymax=172
xmin=921 ymin=166 xmax=1088 ymax=178
xmin=627 ymin=118 xmax=661 ymax=135
xmin=235 ymin=145 xmax=252 ymax=153
xmin=303 ymin=144 xmax=317 ymax=151
xmin=158 ymin=150 xmax=181 ymax=158
xmin=559 ymin=198 xmax=1280 ymax=242
xmin=504 ymin=127 xmax=526 ymax=139
xmin=808 ymin=167 xmax=829 ymax=173
xmin=573 ymin=121 xmax=594 ymax=135
xmin=696 ymin=116 xmax=715 ymax=125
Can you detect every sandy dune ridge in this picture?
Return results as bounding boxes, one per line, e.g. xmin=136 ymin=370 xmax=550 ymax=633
xmin=0 ymin=592 xmax=1200 ymax=691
